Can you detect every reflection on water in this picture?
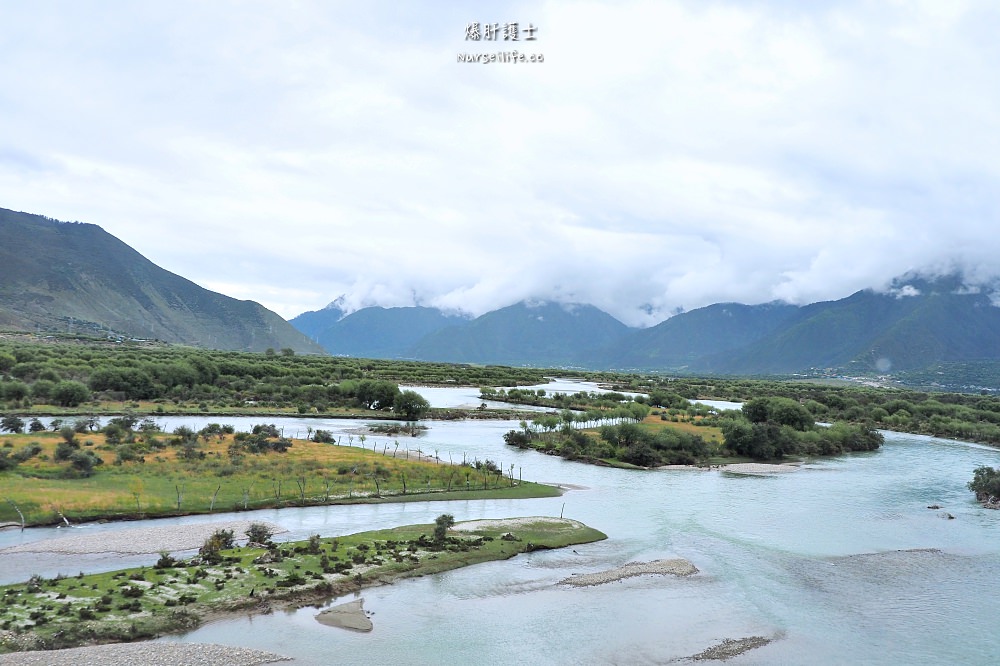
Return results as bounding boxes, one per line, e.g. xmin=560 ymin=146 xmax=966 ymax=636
xmin=3 ymin=384 xmax=1000 ymax=664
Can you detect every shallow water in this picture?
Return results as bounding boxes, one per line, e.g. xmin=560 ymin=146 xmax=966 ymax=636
xmin=4 ymin=384 xmax=1000 ymax=664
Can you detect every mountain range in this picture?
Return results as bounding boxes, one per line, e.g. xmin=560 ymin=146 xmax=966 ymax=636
xmin=0 ymin=207 xmax=323 ymax=353
xmin=294 ymin=275 xmax=1000 ymax=376
xmin=5 ymin=205 xmax=998 ymax=378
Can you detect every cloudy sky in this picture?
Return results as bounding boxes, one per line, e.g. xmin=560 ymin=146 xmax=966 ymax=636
xmin=1 ymin=1 xmax=998 ymax=327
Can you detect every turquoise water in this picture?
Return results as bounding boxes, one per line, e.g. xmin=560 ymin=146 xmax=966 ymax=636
xmin=154 ymin=428 xmax=1000 ymax=665
xmin=3 ymin=387 xmax=1000 ymax=664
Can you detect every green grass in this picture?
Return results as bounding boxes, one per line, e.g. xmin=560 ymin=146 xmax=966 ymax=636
xmin=0 ymin=518 xmax=606 ymax=652
xmin=0 ymin=432 xmax=560 ymax=526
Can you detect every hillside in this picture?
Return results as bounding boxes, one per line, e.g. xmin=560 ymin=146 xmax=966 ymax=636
xmin=407 ymin=301 xmax=632 ymax=366
xmin=0 ymin=207 xmax=324 ymax=353
xmin=689 ymin=276 xmax=1000 ymax=375
xmin=289 ymin=302 xmax=346 ymax=341
xmin=598 ymin=301 xmax=800 ymax=369
xmin=314 ymin=306 xmax=466 ymax=358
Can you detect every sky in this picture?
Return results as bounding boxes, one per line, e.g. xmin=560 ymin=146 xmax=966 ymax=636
xmin=1 ymin=0 xmax=999 ymax=327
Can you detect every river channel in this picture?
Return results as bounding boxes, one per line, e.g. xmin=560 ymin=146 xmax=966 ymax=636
xmin=2 ymin=382 xmax=999 ymax=664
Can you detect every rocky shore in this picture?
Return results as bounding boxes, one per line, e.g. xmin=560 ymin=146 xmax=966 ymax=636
xmin=0 ymin=642 xmax=289 ymax=666
xmin=560 ymin=558 xmax=698 ymax=586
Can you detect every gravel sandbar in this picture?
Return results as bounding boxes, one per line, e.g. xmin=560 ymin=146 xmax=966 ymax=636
xmin=0 ymin=521 xmax=286 ymax=555
xmin=561 ymin=558 xmax=698 ymax=586
xmin=690 ymin=635 xmax=773 ymax=660
xmin=452 ymin=517 xmax=586 ymax=533
xmin=0 ymin=642 xmax=289 ymax=666
xmin=718 ymin=463 xmax=801 ymax=476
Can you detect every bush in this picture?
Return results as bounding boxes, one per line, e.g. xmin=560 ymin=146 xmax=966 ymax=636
xmin=969 ymin=466 xmax=1000 ymax=500
xmin=433 ymin=514 xmax=455 ymax=544
xmin=245 ymin=522 xmax=274 ymax=545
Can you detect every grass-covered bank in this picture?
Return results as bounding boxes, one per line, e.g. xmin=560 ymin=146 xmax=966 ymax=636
xmin=0 ymin=429 xmax=559 ymax=527
xmin=0 ymin=517 xmax=606 ymax=653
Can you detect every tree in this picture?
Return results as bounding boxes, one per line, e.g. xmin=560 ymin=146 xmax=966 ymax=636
xmin=1 ymin=415 xmax=25 ymax=433
xmin=356 ymin=380 xmax=400 ymax=410
xmin=394 ymin=390 xmax=430 ymax=421
xmin=51 ymin=381 xmax=91 ymax=407
xmin=969 ymin=466 xmax=1000 ymax=502
xmin=433 ymin=513 xmax=455 ymax=544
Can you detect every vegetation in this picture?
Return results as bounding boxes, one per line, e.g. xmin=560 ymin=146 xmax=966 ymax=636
xmin=718 ymin=397 xmax=883 ymax=461
xmin=968 ymin=466 xmax=1000 ymax=505
xmin=488 ymin=373 xmax=1000 ymax=448
xmin=0 ymin=517 xmax=606 ymax=652
xmin=504 ymin=394 xmax=882 ymax=466
xmin=0 ymin=424 xmax=558 ymax=527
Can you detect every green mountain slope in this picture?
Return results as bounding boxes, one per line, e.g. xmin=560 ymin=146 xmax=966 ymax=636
xmin=408 ymin=301 xmax=632 ymax=366
xmin=0 ymin=207 xmax=324 ymax=353
xmin=692 ymin=276 xmax=1000 ymax=374
xmin=599 ymin=301 xmax=800 ymax=369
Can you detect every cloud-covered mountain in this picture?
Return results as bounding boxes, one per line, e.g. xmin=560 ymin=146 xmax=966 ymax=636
xmin=294 ymin=274 xmax=1000 ymax=377
xmin=304 ymin=306 xmax=467 ymax=358
xmin=0 ymin=207 xmax=324 ymax=353
xmin=684 ymin=275 xmax=1000 ymax=375
xmin=407 ymin=301 xmax=632 ymax=366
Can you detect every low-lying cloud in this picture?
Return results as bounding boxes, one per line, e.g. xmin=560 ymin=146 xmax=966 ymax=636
xmin=1 ymin=1 xmax=998 ymax=327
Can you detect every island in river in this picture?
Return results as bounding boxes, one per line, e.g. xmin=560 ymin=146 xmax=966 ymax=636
xmin=0 ymin=517 xmax=606 ymax=654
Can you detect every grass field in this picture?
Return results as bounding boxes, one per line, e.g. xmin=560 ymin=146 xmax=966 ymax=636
xmin=640 ymin=413 xmax=724 ymax=444
xmin=0 ymin=432 xmax=560 ymax=526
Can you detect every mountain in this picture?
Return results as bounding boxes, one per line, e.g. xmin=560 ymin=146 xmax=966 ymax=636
xmin=289 ymin=301 xmax=346 ymax=341
xmin=291 ymin=275 xmax=1000 ymax=377
xmin=599 ymin=301 xmax=800 ymax=368
xmin=691 ymin=276 xmax=1000 ymax=374
xmin=408 ymin=301 xmax=632 ymax=366
xmin=309 ymin=306 xmax=466 ymax=358
xmin=0 ymin=207 xmax=324 ymax=353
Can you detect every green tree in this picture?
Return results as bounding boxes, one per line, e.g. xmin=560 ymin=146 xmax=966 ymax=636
xmin=969 ymin=466 xmax=1000 ymax=500
xmin=393 ymin=390 xmax=431 ymax=421
xmin=1 ymin=415 xmax=25 ymax=433
xmin=433 ymin=513 xmax=455 ymax=544
xmin=51 ymin=381 xmax=91 ymax=407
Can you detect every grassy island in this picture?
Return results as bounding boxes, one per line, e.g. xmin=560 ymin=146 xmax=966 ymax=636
xmin=0 ymin=517 xmax=606 ymax=653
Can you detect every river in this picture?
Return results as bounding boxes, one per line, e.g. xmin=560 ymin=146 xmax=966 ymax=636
xmin=2 ymin=382 xmax=999 ymax=664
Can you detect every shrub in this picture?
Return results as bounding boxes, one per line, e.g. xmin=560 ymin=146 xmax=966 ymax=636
xmin=245 ymin=522 xmax=274 ymax=545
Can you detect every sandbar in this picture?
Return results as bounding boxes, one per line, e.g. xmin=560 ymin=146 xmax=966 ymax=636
xmin=0 ymin=520 xmax=287 ymax=555
xmin=315 ymin=598 xmax=373 ymax=632
xmin=0 ymin=642 xmax=289 ymax=666
xmin=561 ymin=558 xmax=698 ymax=586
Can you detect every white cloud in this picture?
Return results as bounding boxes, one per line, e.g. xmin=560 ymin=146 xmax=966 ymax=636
xmin=1 ymin=1 xmax=999 ymax=327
